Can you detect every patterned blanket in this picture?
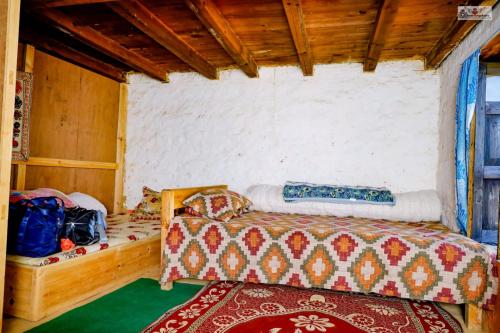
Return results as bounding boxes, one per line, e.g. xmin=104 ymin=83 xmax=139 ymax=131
xmin=161 ymin=211 xmax=498 ymax=309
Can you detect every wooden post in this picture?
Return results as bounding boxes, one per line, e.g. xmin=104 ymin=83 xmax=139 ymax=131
xmin=0 ymin=0 xmax=21 ymax=330
xmin=465 ymin=303 xmax=483 ymax=331
xmin=471 ymin=64 xmax=488 ymax=241
xmin=113 ymin=83 xmax=128 ymax=214
xmin=160 ymin=189 xmax=174 ymax=291
xmin=14 ymin=164 xmax=26 ymax=190
xmin=23 ymin=44 xmax=35 ymax=72
xmin=466 ymin=113 xmax=476 ymax=237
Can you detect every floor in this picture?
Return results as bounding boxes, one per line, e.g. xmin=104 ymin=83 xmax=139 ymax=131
xmin=2 ymin=280 xmax=489 ymax=333
xmin=4 ymin=279 xmax=202 ymax=333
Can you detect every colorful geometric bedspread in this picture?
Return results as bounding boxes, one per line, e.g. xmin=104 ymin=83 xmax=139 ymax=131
xmin=7 ymin=214 xmax=160 ymax=267
xmin=161 ymin=211 xmax=498 ymax=309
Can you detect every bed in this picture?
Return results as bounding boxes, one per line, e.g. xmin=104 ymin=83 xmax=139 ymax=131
xmin=3 ymin=214 xmax=161 ymax=321
xmin=159 ymin=185 xmax=499 ymax=329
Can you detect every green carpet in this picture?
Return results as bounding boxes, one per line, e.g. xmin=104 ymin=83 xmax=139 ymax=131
xmin=27 ymin=279 xmax=203 ymax=333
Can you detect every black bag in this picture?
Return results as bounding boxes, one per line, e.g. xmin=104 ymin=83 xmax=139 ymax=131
xmin=8 ymin=197 xmax=65 ymax=257
xmin=62 ymin=207 xmax=100 ymax=246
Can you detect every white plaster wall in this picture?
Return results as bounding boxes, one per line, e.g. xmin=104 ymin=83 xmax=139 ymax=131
xmin=437 ymin=8 xmax=499 ymax=231
xmin=125 ymin=61 xmax=440 ymax=208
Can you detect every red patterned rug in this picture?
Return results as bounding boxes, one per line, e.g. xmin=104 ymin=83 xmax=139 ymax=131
xmin=143 ymin=281 xmax=463 ymax=333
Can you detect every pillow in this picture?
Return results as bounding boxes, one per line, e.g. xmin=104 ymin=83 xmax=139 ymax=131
xmin=10 ymin=188 xmax=76 ymax=208
xmin=247 ymin=184 xmax=441 ymax=222
xmin=68 ymin=192 xmax=107 ymax=216
xmin=183 ymin=189 xmax=252 ymax=222
xmin=132 ymin=186 xmax=161 ymax=219
xmin=283 ymin=181 xmax=395 ymax=205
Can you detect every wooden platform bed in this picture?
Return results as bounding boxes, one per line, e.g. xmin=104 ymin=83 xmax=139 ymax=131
xmin=3 ymin=232 xmax=160 ymax=322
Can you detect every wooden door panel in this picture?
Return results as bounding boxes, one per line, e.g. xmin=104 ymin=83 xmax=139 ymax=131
xmin=482 ymin=181 xmax=500 ymax=232
xmin=472 ymin=64 xmax=500 ymax=246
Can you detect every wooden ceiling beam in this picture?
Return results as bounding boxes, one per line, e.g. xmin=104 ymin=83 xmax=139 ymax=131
xmin=364 ymin=0 xmax=399 ymax=72
xmin=108 ymin=0 xmax=218 ymax=80
xmin=282 ymin=0 xmax=313 ymax=76
xmin=20 ymin=30 xmax=128 ymax=82
xmin=26 ymin=0 xmax=117 ymax=8
xmin=185 ymin=0 xmax=258 ymax=78
xmin=34 ymin=8 xmax=168 ymax=82
xmin=481 ymin=33 xmax=500 ymax=62
xmin=426 ymin=0 xmax=497 ymax=69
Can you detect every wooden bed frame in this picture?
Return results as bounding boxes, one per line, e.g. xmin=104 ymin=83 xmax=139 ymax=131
xmin=159 ymin=185 xmax=495 ymax=331
xmin=3 ymin=233 xmax=160 ymax=321
xmin=160 ymin=184 xmax=227 ymax=291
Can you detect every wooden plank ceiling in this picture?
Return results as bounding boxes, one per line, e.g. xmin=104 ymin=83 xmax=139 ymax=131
xmin=20 ymin=0 xmax=498 ymax=83
xmin=481 ymin=33 xmax=500 ymax=63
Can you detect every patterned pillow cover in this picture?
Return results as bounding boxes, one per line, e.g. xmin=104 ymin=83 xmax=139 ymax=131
xmin=183 ymin=189 xmax=252 ymax=222
xmin=132 ymin=186 xmax=161 ymax=220
xmin=283 ymin=181 xmax=395 ymax=205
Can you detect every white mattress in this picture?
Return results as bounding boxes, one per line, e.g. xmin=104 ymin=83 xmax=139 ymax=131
xmin=246 ymin=184 xmax=442 ymax=222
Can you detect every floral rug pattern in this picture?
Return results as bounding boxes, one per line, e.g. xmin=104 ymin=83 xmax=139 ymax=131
xmin=143 ymin=281 xmax=463 ymax=333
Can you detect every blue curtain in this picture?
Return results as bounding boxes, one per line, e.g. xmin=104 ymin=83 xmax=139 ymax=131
xmin=455 ymin=50 xmax=480 ymax=234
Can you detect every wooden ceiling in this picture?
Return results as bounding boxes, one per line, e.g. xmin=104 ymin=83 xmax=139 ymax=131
xmin=481 ymin=33 xmax=500 ymax=63
xmin=20 ymin=0 xmax=498 ymax=83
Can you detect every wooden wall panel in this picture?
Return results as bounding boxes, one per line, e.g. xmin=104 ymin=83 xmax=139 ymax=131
xmin=29 ymin=50 xmax=120 ymax=162
xmin=25 ymin=167 xmax=116 ymax=210
xmin=19 ymin=50 xmax=122 ymax=211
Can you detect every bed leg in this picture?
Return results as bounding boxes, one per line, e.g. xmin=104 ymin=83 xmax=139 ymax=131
xmin=465 ymin=304 xmax=483 ymax=331
xmin=161 ymin=282 xmax=173 ymax=291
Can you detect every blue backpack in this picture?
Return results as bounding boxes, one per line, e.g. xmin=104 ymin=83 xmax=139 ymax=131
xmin=8 ymin=197 xmax=65 ymax=257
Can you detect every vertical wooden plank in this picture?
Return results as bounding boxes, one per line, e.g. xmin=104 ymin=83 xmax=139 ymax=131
xmin=0 ymin=0 xmax=21 ymax=329
xmin=15 ymin=164 xmax=26 ymax=190
xmin=465 ymin=303 xmax=483 ymax=331
xmin=471 ymin=64 xmax=487 ymax=241
xmin=483 ymin=181 xmax=500 ymax=231
xmin=113 ymin=83 xmax=127 ymax=214
xmin=160 ymin=189 xmax=174 ymax=290
xmin=23 ymin=44 xmax=35 ymax=73
xmin=467 ymin=113 xmax=476 ymax=237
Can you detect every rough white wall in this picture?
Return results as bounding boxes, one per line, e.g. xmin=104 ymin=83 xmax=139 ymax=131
xmin=437 ymin=8 xmax=499 ymax=231
xmin=125 ymin=61 xmax=440 ymax=208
